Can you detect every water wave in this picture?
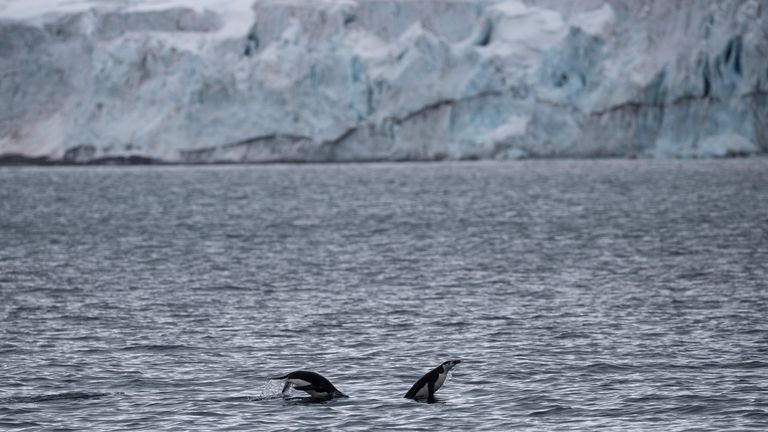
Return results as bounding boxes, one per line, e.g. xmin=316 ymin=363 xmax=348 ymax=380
xmin=1 ymin=392 xmax=110 ymax=404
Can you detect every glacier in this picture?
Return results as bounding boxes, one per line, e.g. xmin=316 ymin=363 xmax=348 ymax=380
xmin=0 ymin=0 xmax=766 ymax=163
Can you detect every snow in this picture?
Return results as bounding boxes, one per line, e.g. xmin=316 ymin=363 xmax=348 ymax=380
xmin=0 ymin=0 xmax=253 ymax=37
xmin=570 ymin=4 xmax=615 ymax=36
xmin=698 ymin=133 xmax=758 ymax=158
xmin=0 ymin=0 xmax=766 ymax=162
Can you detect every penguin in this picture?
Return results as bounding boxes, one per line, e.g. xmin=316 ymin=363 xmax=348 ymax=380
xmin=404 ymin=360 xmax=462 ymax=403
xmin=272 ymin=371 xmax=347 ymax=399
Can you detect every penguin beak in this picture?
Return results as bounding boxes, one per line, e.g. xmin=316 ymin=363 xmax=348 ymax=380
xmin=452 ymin=360 xmax=462 ymax=366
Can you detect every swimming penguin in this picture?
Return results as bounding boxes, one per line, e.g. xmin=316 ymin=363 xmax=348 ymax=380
xmin=404 ymin=360 xmax=462 ymax=403
xmin=272 ymin=371 xmax=348 ymax=399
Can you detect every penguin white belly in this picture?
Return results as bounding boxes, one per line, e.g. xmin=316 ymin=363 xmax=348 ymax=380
xmin=303 ymin=389 xmax=330 ymax=398
xmin=434 ymin=371 xmax=448 ymax=391
xmin=287 ymin=378 xmax=312 ymax=388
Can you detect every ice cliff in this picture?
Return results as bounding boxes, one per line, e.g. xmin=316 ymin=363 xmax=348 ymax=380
xmin=1 ymin=0 xmax=767 ymax=162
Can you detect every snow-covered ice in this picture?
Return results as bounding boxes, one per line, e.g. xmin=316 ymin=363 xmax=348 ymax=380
xmin=0 ymin=0 xmax=766 ymax=162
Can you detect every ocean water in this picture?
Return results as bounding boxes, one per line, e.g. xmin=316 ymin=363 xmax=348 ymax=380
xmin=1 ymin=159 xmax=767 ymax=431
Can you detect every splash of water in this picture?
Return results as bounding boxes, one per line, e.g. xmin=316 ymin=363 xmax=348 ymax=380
xmin=247 ymin=379 xmax=286 ymax=402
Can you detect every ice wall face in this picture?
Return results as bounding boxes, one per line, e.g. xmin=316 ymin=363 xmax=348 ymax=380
xmin=0 ymin=0 xmax=766 ymax=163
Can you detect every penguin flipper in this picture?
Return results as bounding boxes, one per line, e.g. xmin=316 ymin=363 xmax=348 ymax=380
xmin=404 ymin=375 xmax=429 ymax=399
xmin=427 ymin=381 xmax=436 ymax=404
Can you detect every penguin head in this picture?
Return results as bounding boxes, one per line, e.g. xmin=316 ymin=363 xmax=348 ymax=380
xmin=442 ymin=359 xmax=462 ymax=371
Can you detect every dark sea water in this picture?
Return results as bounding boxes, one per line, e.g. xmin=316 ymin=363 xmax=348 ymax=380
xmin=1 ymin=160 xmax=767 ymax=431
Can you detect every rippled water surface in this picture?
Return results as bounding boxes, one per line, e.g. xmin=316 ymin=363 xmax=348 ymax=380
xmin=1 ymin=160 xmax=767 ymax=431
